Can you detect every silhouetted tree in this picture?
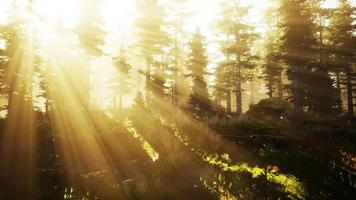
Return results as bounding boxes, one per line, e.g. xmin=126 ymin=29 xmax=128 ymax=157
xmin=133 ymin=91 xmax=145 ymax=109
xmin=136 ymin=0 xmax=170 ymax=106
xmin=166 ymin=0 xmax=189 ymax=106
xmin=216 ymin=0 xmax=258 ymax=115
xmin=302 ymin=1 xmax=338 ymax=115
xmin=112 ymin=48 xmax=131 ymax=109
xmin=0 ymin=4 xmax=38 ymax=198
xmin=75 ymin=0 xmax=105 ymax=109
xmin=262 ymin=5 xmax=284 ymax=99
xmin=329 ymin=0 xmax=355 ymax=116
xmin=214 ymin=60 xmax=232 ymax=112
xmin=279 ymin=0 xmax=316 ymax=115
xmin=187 ymin=29 xmax=211 ymax=118
xmin=0 ymin=23 xmax=22 ymax=112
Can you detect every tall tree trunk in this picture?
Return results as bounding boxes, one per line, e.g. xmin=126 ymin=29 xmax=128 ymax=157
xmin=173 ymin=19 xmax=179 ymax=107
xmin=336 ymin=71 xmax=342 ymax=112
xmin=226 ymin=90 xmax=231 ymax=113
xmin=236 ymin=65 xmax=242 ymax=116
xmin=216 ymin=95 xmax=221 ymax=106
xmin=346 ymin=68 xmax=354 ymax=116
xmin=1 ymin=97 xmax=37 ymax=200
xmin=293 ymin=66 xmax=302 ymax=115
xmin=277 ymin=72 xmax=283 ymax=99
xmin=227 ymin=64 xmax=232 ymax=113
xmin=173 ymin=73 xmax=178 ymax=106
xmin=268 ymin=78 xmax=273 ymax=98
xmin=1 ymin=69 xmax=37 ymax=200
xmin=45 ymin=97 xmax=49 ymax=114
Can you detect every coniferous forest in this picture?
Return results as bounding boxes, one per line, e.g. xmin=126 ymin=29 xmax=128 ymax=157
xmin=0 ymin=0 xmax=355 ymax=199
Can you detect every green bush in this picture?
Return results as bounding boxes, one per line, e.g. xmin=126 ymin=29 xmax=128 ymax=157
xmin=205 ymin=115 xmax=271 ymax=135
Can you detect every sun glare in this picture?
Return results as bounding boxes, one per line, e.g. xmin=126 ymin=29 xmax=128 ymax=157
xmin=184 ymin=0 xmax=220 ymax=32
xmin=32 ymin=0 xmax=79 ymax=29
xmin=102 ymin=0 xmax=136 ymax=32
xmin=0 ymin=0 xmax=12 ymax=25
xmin=323 ymin=0 xmax=339 ymax=8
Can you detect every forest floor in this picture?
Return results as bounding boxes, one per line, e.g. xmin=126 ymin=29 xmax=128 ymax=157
xmin=0 ymin=103 xmax=355 ymax=200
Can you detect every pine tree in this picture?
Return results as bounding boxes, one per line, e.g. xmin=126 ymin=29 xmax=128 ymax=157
xmin=263 ymin=39 xmax=283 ymax=99
xmin=279 ymin=0 xmax=337 ymax=116
xmin=214 ymin=60 xmax=232 ymax=112
xmin=262 ymin=5 xmax=284 ymax=99
xmin=302 ymin=1 xmax=338 ymax=115
xmin=75 ymin=0 xmax=105 ymax=109
xmin=0 ymin=4 xmax=38 ymax=198
xmin=279 ymin=0 xmax=317 ymax=114
xmin=329 ymin=0 xmax=355 ymax=116
xmin=133 ymin=91 xmax=145 ymax=109
xmin=166 ymin=0 xmax=189 ymax=106
xmin=0 ymin=23 xmax=19 ymax=100
xmin=216 ymin=0 xmax=258 ymax=115
xmin=75 ymin=0 xmax=105 ymax=56
xmin=187 ymin=29 xmax=211 ymax=118
xmin=112 ymin=48 xmax=131 ymax=109
xmin=0 ymin=16 xmax=35 ymax=115
xmin=34 ymin=53 xmax=52 ymax=114
xmin=136 ymin=0 xmax=170 ymax=106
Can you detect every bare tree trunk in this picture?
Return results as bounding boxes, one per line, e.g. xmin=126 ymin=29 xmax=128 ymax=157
xmin=173 ymin=17 xmax=179 ymax=107
xmin=45 ymin=97 xmax=49 ymax=114
xmin=1 ymin=66 xmax=37 ymax=200
xmin=293 ymin=66 xmax=302 ymax=115
xmin=277 ymin=72 xmax=283 ymax=100
xmin=227 ymin=90 xmax=231 ymax=113
xmin=346 ymin=69 xmax=354 ymax=116
xmin=236 ymin=65 xmax=242 ymax=116
xmin=0 ymin=98 xmax=37 ymax=200
xmin=336 ymin=71 xmax=342 ymax=112
xmin=268 ymin=78 xmax=273 ymax=98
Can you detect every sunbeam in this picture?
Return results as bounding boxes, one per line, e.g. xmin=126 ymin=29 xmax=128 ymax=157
xmin=0 ymin=0 xmax=355 ymax=199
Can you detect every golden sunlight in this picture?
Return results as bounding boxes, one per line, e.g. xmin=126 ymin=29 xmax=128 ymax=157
xmin=102 ymin=0 xmax=136 ymax=32
xmin=32 ymin=0 xmax=80 ymax=29
xmin=0 ymin=0 xmax=355 ymax=199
